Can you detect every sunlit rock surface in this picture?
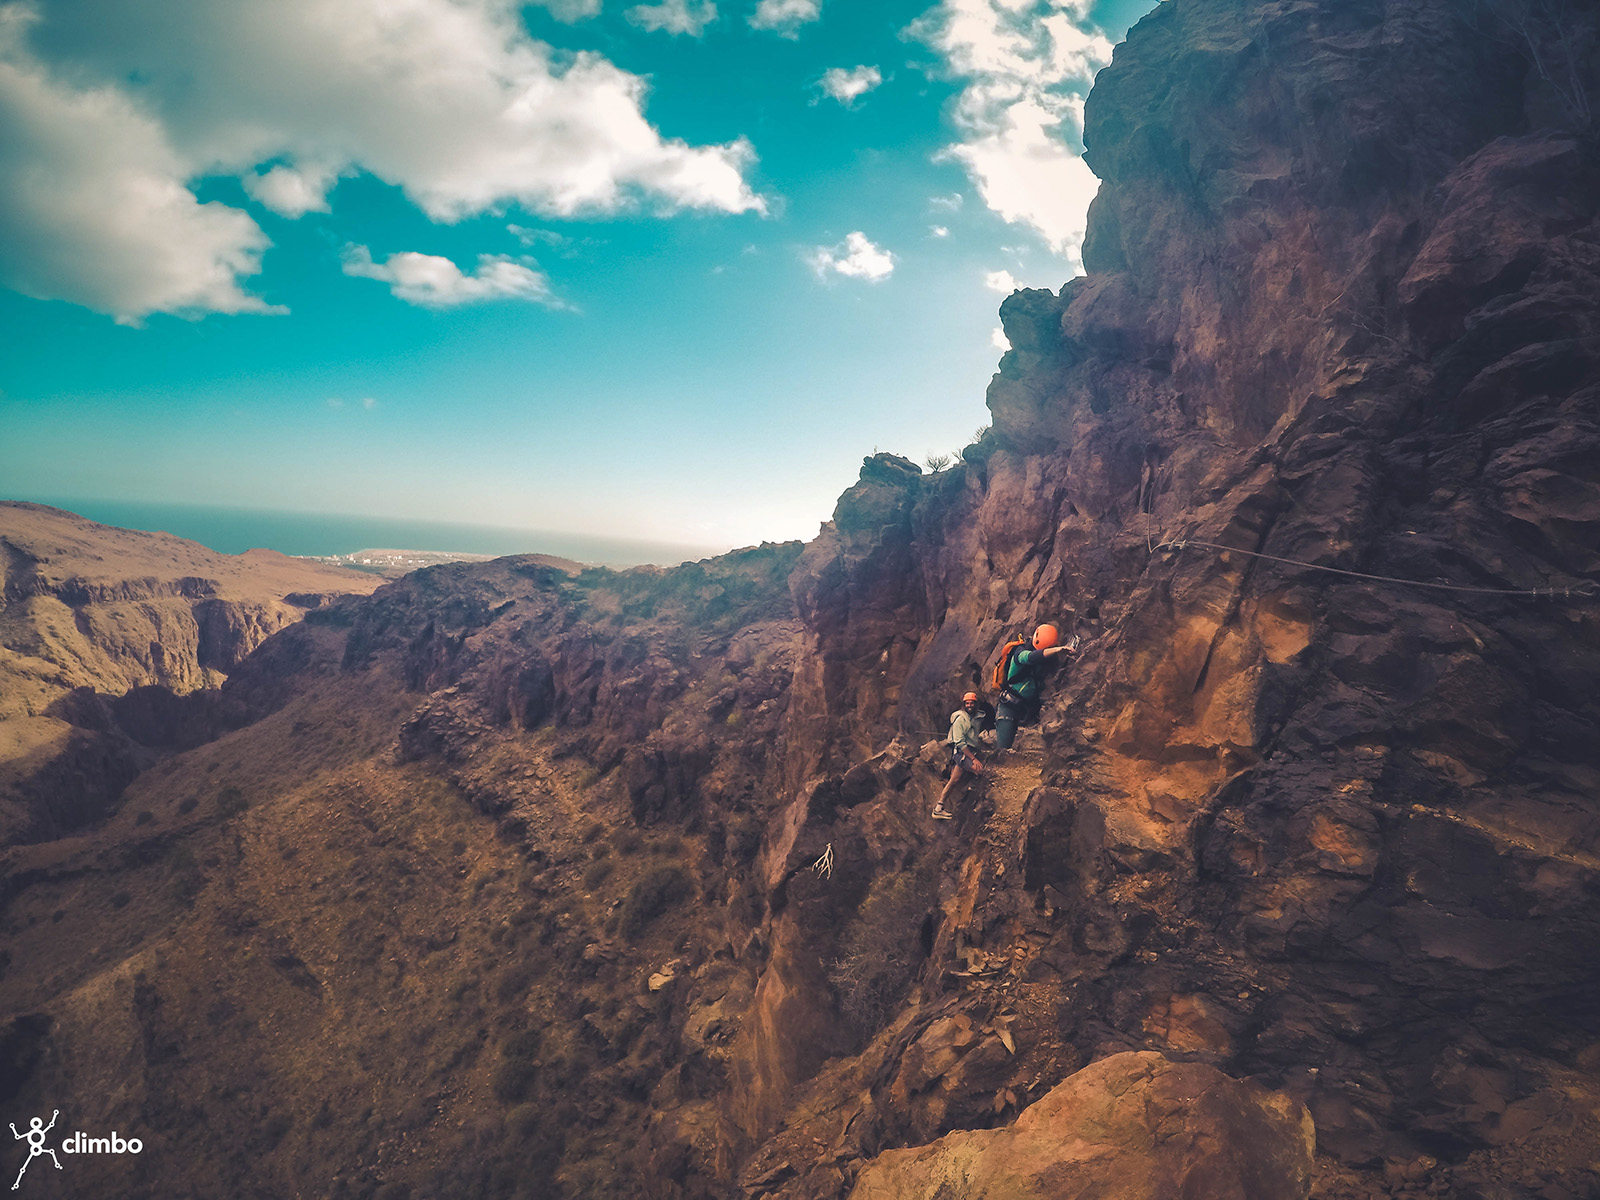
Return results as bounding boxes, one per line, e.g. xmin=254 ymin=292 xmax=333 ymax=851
xmin=849 ymin=1051 xmax=1313 ymax=1200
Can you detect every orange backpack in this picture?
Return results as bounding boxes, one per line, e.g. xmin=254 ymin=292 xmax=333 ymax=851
xmin=990 ymin=636 xmax=1028 ymax=692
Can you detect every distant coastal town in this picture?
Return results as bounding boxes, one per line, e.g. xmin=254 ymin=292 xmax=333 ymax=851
xmin=301 ymin=548 xmax=497 ymax=577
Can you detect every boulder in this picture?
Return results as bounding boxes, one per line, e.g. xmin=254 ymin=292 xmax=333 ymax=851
xmin=849 ymin=1051 xmax=1313 ymax=1200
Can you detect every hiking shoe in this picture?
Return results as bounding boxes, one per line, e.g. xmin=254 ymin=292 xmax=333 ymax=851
xmin=931 ymin=807 xmax=953 ymax=820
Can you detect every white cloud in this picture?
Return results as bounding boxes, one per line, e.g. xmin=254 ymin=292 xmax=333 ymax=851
xmin=751 ymin=0 xmax=820 ymax=36
xmin=912 ymin=0 xmax=1113 ymax=269
xmin=327 ymin=397 xmax=344 ymax=408
xmin=991 ymin=325 xmax=1011 ymax=350
xmin=929 ymin=192 xmax=964 ymax=211
xmin=0 ymin=8 xmax=281 ymax=323
xmin=362 ymin=396 xmax=379 ymax=410
xmin=626 ymin=0 xmax=717 ymax=35
xmin=342 ymin=246 xmax=562 ymax=308
xmin=244 ymin=161 xmax=341 ymax=217
xmin=809 ymin=231 xmax=894 ymax=282
xmin=930 ymin=225 xmax=949 ymax=237
xmin=818 ymin=65 xmax=882 ymax=106
xmin=0 ymin=0 xmax=763 ymax=321
xmin=507 ymin=224 xmax=572 ymax=250
xmin=528 ymin=0 xmax=603 ymax=20
xmin=984 ymin=268 xmax=1017 ymax=293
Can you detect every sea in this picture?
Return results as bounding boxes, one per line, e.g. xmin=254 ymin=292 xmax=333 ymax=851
xmin=27 ymin=498 xmax=728 ymax=568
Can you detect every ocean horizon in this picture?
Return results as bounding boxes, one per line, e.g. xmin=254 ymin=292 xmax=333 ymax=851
xmin=20 ymin=497 xmax=733 ymax=568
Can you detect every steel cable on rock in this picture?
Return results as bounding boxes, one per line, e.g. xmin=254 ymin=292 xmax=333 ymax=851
xmin=1156 ymin=538 xmax=1600 ymax=600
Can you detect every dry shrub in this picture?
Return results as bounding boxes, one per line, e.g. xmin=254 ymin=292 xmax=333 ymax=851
xmin=620 ymin=866 xmax=691 ymax=939
xmin=829 ymin=868 xmax=934 ymax=1037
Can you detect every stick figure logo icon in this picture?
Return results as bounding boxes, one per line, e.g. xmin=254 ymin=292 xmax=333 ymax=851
xmin=9 ymin=1111 xmax=61 ymax=1190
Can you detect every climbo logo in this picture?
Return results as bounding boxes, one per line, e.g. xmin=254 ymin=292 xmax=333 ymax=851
xmin=10 ymin=1112 xmax=143 ymax=1190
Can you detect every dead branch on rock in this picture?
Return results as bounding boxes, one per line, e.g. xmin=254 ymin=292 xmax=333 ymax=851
xmin=1470 ymin=0 xmax=1595 ymax=129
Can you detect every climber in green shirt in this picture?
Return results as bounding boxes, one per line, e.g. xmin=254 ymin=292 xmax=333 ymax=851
xmin=995 ymin=624 xmax=1079 ymax=750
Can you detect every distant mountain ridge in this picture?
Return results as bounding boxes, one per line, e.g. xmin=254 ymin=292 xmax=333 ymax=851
xmin=0 ymin=501 xmax=382 ymax=715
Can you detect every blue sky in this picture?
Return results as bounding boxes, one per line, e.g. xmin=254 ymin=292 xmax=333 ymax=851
xmin=0 ymin=0 xmax=1156 ymax=553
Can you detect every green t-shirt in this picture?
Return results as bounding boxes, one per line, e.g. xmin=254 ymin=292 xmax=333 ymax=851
xmin=1005 ymin=647 xmax=1050 ymax=700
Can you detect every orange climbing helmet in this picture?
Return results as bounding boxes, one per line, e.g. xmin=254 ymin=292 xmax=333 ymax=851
xmin=1032 ymin=623 xmax=1059 ymax=651
xmin=962 ymin=691 xmax=979 ymax=704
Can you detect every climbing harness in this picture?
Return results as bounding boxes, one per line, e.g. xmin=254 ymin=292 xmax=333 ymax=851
xmin=1157 ymin=538 xmax=1599 ymax=599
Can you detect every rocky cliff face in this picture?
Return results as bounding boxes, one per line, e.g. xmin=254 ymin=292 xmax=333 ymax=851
xmin=3 ymin=2 xmax=1600 ymax=1198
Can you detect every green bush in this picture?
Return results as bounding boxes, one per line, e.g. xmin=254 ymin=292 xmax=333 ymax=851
xmin=503 ymin=1029 xmax=541 ymax=1060
xmin=259 ymin=1112 xmax=292 ymax=1150
xmin=620 ymin=866 xmax=692 ymax=939
xmin=504 ymin=1104 xmax=540 ymax=1139
xmin=217 ymin=786 xmax=248 ymax=818
xmin=496 ymin=962 xmax=538 ymax=1003
xmin=491 ymin=1057 xmax=537 ymax=1104
xmin=169 ymin=845 xmax=203 ymax=904
xmin=723 ymin=816 xmax=762 ymax=863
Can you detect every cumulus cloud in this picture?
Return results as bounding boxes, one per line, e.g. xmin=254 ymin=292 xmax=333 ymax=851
xmin=818 ymin=65 xmax=882 ymax=106
xmin=0 ymin=0 xmax=763 ymax=321
xmin=809 ymin=231 xmax=894 ymax=282
xmin=930 ymin=225 xmax=949 ymax=237
xmin=341 ymin=246 xmax=562 ymax=308
xmin=912 ymin=0 xmax=1113 ymax=269
xmin=751 ymin=0 xmax=820 ymax=36
xmin=626 ymin=0 xmax=717 ymax=35
xmin=0 ymin=9 xmax=280 ymax=323
xmin=984 ymin=268 xmax=1018 ymax=293
xmin=244 ymin=161 xmax=342 ymax=218
xmin=991 ymin=325 xmax=1011 ymax=350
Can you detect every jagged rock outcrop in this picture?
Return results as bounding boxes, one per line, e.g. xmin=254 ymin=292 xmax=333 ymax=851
xmin=2 ymin=1 xmax=1599 ymax=1198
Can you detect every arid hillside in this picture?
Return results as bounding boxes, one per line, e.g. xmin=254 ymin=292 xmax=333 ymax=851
xmin=3 ymin=1 xmax=1599 ymax=1198
xmin=0 ymin=502 xmax=382 ymax=844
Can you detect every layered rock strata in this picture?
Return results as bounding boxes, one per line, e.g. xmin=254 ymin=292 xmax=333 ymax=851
xmin=0 ymin=502 xmax=380 ymax=841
